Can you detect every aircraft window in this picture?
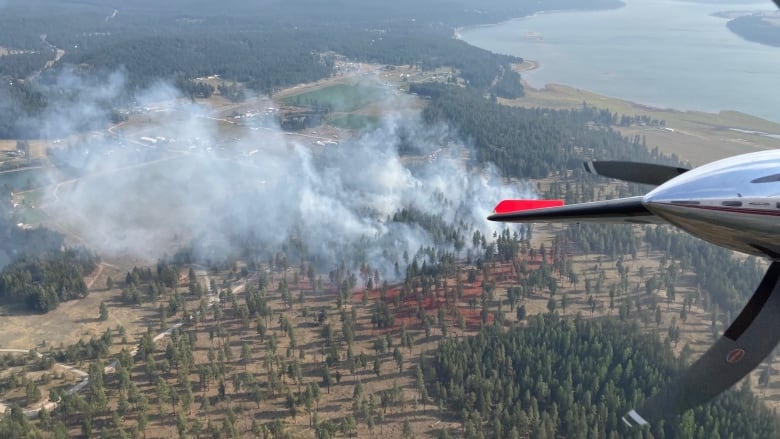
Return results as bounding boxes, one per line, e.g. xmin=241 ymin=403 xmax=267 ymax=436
xmin=751 ymin=173 xmax=780 ymax=183
xmin=722 ymin=201 xmax=742 ymax=207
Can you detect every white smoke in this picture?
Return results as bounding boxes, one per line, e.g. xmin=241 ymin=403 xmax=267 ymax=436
xmin=38 ymin=67 xmax=128 ymax=139
xmin=39 ymin=72 xmax=532 ymax=277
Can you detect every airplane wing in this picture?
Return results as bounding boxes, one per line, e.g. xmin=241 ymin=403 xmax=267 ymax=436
xmin=584 ymin=161 xmax=690 ymax=186
xmin=488 ymin=196 xmax=666 ymax=224
xmin=623 ymin=262 xmax=780 ymax=427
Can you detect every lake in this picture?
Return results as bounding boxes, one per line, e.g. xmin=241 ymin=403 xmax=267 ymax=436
xmin=459 ymin=0 xmax=780 ymax=121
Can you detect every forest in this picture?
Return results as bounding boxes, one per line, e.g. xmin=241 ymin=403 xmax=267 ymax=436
xmin=2 ymin=0 xmax=780 ymax=436
xmin=0 ymin=247 xmax=99 ymax=313
xmin=434 ymin=315 xmax=778 ymax=438
xmin=0 ymin=212 xmax=65 ymax=269
xmin=0 ymin=0 xmax=623 ymax=138
xmin=0 ymin=196 xmax=99 ymax=312
xmin=411 ymin=82 xmax=684 ymax=179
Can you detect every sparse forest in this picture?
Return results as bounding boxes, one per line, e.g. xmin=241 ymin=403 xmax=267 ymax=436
xmin=2 ymin=0 xmax=780 ymax=437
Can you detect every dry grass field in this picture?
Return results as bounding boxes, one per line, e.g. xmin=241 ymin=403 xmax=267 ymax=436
xmin=0 ymin=139 xmax=49 ymax=159
xmin=0 ymin=260 xmax=154 ymax=350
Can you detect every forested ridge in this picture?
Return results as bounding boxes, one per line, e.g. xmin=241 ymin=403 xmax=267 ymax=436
xmin=434 ymin=315 xmax=779 ymax=439
xmin=411 ymin=82 xmax=682 ymax=179
xmin=54 ymin=33 xmax=334 ymax=93
xmin=0 ymin=0 xmax=624 ymax=47
xmin=0 ymin=0 xmax=623 ymax=139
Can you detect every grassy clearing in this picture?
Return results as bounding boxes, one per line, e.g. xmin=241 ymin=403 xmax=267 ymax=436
xmin=15 ymin=205 xmax=49 ymax=225
xmin=18 ymin=188 xmax=44 ymax=206
xmin=0 ymin=140 xmax=17 ymax=151
xmin=281 ymin=83 xmax=389 ymax=113
xmin=0 ymin=167 xmax=51 ymax=192
xmin=327 ymin=113 xmax=382 ymax=130
xmin=0 ymin=139 xmax=58 ymax=159
xmin=13 ymin=189 xmax=48 ymax=225
xmin=214 ymin=118 xmax=253 ymax=140
xmin=0 ymin=260 xmax=148 ymax=350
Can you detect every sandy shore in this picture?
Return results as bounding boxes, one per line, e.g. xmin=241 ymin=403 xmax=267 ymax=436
xmin=513 ymin=59 xmax=540 ymax=73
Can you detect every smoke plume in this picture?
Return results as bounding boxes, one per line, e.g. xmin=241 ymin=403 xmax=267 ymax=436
xmin=35 ymin=72 xmax=531 ymax=277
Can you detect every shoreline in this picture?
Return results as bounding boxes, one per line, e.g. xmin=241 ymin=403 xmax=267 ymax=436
xmin=453 ymin=1 xmax=626 ymax=40
xmin=478 ymin=48 xmax=780 ymax=165
xmin=518 ymin=78 xmax=780 ymax=127
xmin=505 ymin=80 xmax=780 ymax=165
xmin=457 ymin=0 xmax=780 ymax=125
xmin=726 ymin=13 xmax=780 ymax=48
xmin=512 ymin=59 xmax=540 ymax=73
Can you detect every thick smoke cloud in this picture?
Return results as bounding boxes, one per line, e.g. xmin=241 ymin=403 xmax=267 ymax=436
xmin=40 ymin=72 xmax=532 ymax=277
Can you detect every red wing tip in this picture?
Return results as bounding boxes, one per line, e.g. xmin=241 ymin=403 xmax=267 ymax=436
xmin=493 ymin=199 xmax=564 ymax=214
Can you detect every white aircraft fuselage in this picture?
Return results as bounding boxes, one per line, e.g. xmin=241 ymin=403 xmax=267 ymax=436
xmin=644 ymin=150 xmax=780 ymax=259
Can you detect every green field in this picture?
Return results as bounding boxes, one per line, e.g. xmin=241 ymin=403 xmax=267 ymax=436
xmin=0 ymin=167 xmax=52 ymax=191
xmin=15 ymin=203 xmax=49 ymax=224
xmin=282 ymin=83 xmax=389 ymax=112
xmin=327 ymin=114 xmax=382 ymax=130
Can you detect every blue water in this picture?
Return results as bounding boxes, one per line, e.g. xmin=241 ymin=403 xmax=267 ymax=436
xmin=459 ymin=0 xmax=780 ymax=121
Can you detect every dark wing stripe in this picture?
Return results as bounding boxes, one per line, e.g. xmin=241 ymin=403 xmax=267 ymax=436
xmin=685 ymin=204 xmax=780 ymax=218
